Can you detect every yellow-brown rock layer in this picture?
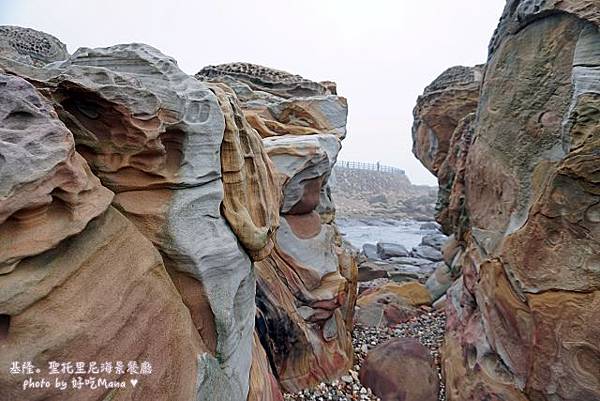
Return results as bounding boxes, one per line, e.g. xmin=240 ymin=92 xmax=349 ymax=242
xmin=208 ymin=82 xmax=281 ymax=261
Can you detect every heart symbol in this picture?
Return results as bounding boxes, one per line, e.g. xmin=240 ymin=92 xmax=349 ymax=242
xmin=130 ymin=379 xmax=138 ymax=388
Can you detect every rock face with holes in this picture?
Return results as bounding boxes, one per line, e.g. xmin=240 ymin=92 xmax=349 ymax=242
xmin=199 ymin=63 xmax=356 ymax=392
xmin=412 ymin=2 xmax=600 ymax=400
xmin=197 ymin=62 xmax=348 ymax=140
xmin=0 ymin=74 xmax=208 ymax=401
xmin=0 ymin=26 xmax=68 ymax=66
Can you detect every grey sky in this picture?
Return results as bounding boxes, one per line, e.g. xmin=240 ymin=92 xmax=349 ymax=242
xmin=0 ymin=0 xmax=506 ymax=185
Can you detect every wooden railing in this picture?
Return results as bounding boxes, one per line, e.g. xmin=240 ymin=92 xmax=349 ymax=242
xmin=336 ymin=160 xmax=405 ymax=175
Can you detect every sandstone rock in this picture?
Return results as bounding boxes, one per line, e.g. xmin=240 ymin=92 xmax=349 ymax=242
xmin=436 ymin=113 xmax=475 ymax=236
xmin=432 ymin=294 xmax=447 ymax=311
xmin=387 ymin=256 xmax=432 ymax=267
xmin=255 ymin=208 xmax=355 ymax=391
xmin=355 ymin=296 xmax=419 ymax=328
xmin=356 ymin=282 xmax=431 ymax=327
xmin=360 ymin=338 xmax=439 ymax=401
xmin=412 ymin=65 xmax=483 ymax=176
xmin=413 ymin=2 xmax=600 ymax=400
xmin=248 ymin=331 xmax=284 ymax=401
xmin=208 ymin=82 xmax=281 ymax=261
xmin=16 ymin=43 xmax=258 ymax=400
xmin=0 ymin=71 xmax=217 ymax=401
xmin=197 ymin=63 xmax=348 ymax=140
xmin=256 ymin=248 xmax=353 ymax=391
xmin=0 ymin=25 xmax=68 ymax=66
xmin=200 ymin=63 xmax=355 ymax=392
xmin=358 ymin=259 xmax=434 ymax=283
xmin=376 ymin=242 xmax=410 ymax=259
xmin=441 ymin=234 xmax=460 ymax=266
xmin=358 ymin=262 xmax=390 ymax=282
xmin=263 ymin=133 xmax=341 ymax=215
xmin=383 ymin=262 xmax=436 ymax=282
xmin=0 ymin=206 xmax=207 ymax=401
xmin=412 ymin=64 xmax=483 ymax=234
xmin=386 ymin=265 xmax=424 ymax=281
xmin=1 ymin=27 xmax=357 ymax=401
xmin=203 ymin=63 xmax=357 ymax=391
xmin=337 ymin=244 xmax=359 ymax=331
xmin=0 ymin=74 xmax=112 ymax=275
xmin=197 ymin=62 xmax=331 ymax=99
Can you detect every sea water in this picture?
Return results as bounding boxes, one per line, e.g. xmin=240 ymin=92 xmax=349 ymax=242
xmin=337 ymin=218 xmax=438 ymax=250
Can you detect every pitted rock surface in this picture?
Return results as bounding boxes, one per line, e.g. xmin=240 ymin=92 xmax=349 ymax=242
xmin=197 ymin=62 xmax=330 ymax=98
xmin=0 ymin=25 xmax=68 ymax=65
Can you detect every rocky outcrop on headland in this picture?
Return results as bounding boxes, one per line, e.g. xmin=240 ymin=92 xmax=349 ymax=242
xmin=0 ymin=27 xmax=355 ymax=401
xmin=412 ymin=2 xmax=600 ymax=400
xmin=332 ymin=166 xmax=437 ymax=221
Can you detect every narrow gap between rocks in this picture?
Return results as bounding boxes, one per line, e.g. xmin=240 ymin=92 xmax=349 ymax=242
xmin=0 ymin=314 xmax=11 ymax=341
xmin=285 ymin=166 xmax=447 ymax=401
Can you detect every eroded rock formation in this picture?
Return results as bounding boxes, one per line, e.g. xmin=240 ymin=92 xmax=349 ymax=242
xmin=0 ymin=28 xmax=355 ymax=401
xmin=0 ymin=74 xmax=112 ymax=275
xmin=412 ymin=65 xmax=483 ymax=234
xmin=199 ymin=64 xmax=356 ymax=392
xmin=412 ymin=2 xmax=600 ymax=400
xmin=0 ymin=26 xmax=68 ymax=66
xmin=197 ymin=62 xmax=347 ymax=140
xmin=0 ymin=74 xmax=205 ymax=401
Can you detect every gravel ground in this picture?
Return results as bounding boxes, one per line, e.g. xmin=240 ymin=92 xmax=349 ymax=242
xmin=283 ymin=310 xmax=447 ymax=401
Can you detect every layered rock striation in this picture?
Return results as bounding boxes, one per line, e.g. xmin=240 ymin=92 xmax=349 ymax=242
xmin=412 ymin=2 xmax=600 ymax=400
xmin=199 ymin=63 xmax=356 ymax=392
xmin=0 ymin=29 xmax=354 ymax=401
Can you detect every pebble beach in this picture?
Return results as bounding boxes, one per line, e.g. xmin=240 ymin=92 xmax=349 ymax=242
xmin=284 ymin=310 xmax=447 ymax=401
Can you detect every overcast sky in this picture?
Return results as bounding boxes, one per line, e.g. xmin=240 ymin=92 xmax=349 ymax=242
xmin=0 ymin=0 xmax=506 ymax=185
